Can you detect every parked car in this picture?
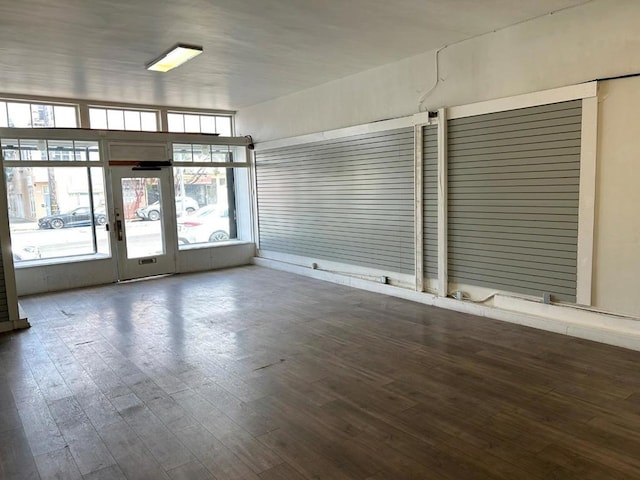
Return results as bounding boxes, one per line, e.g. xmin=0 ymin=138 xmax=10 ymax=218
xmin=135 ymin=196 xmax=199 ymax=221
xmin=12 ymin=245 xmax=41 ymax=261
xmin=177 ymin=205 xmax=231 ymax=244
xmin=38 ymin=207 xmax=107 ymax=229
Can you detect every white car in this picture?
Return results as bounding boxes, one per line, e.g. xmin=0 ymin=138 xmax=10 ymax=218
xmin=177 ymin=205 xmax=231 ymax=244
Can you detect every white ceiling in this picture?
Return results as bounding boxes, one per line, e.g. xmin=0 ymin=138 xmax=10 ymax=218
xmin=0 ymin=0 xmax=591 ymax=111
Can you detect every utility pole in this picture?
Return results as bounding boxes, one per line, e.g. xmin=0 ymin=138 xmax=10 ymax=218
xmin=47 ymin=168 xmax=58 ymax=214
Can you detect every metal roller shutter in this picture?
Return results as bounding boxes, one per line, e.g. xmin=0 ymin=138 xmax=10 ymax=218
xmin=256 ymin=128 xmax=415 ymax=274
xmin=447 ymin=100 xmax=582 ymax=302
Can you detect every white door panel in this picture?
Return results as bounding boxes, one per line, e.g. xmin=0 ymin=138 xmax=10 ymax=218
xmin=111 ymin=166 xmax=177 ymax=280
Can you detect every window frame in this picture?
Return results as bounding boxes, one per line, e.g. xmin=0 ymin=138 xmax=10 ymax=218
xmin=1 ymin=128 xmax=110 ymax=267
xmin=0 ymin=94 xmax=236 ymax=133
xmin=2 ymin=164 xmax=109 ymax=265
xmin=172 ymin=142 xmax=247 ymax=250
xmin=0 ymin=99 xmax=79 ymax=129
xmin=88 ymin=106 xmax=160 ymax=132
xmin=166 ymin=111 xmax=234 ymax=136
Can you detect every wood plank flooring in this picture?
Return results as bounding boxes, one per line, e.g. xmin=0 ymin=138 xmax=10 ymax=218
xmin=2 ymin=265 xmax=640 ymax=479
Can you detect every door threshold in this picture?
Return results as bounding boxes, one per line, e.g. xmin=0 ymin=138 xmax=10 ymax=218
xmin=117 ymin=273 xmax=174 ymax=284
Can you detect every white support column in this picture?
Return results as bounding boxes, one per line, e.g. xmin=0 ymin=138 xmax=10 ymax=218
xmin=0 ymin=154 xmax=24 ymax=328
xmin=159 ymin=109 xmax=169 ymax=132
xmin=414 ymin=124 xmax=424 ymax=292
xmin=78 ymin=101 xmax=91 ymax=129
xmin=250 ymin=149 xmax=261 ymax=249
xmin=437 ymin=108 xmax=448 ymax=297
xmin=576 ymin=95 xmax=598 ymax=305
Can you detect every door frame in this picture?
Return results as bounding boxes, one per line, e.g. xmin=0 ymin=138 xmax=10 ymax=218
xmin=110 ymin=164 xmax=178 ymax=281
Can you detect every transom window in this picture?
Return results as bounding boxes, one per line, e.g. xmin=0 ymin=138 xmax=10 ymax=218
xmin=0 ymin=101 xmax=78 ymax=128
xmin=2 ymin=138 xmax=100 ymax=162
xmin=172 ymin=144 xmax=235 ymax=163
xmin=167 ymin=112 xmax=232 ymax=136
xmin=89 ymin=107 xmax=158 ymax=131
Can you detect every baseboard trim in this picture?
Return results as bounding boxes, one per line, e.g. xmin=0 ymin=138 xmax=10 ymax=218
xmin=0 ymin=317 xmax=31 ymax=333
xmin=253 ymin=256 xmax=640 ymax=352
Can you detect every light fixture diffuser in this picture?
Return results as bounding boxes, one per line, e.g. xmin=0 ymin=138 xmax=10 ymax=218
xmin=146 ymin=44 xmax=203 ymax=72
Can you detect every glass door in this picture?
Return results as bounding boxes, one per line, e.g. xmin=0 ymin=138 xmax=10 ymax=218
xmin=110 ymin=166 xmax=177 ymax=280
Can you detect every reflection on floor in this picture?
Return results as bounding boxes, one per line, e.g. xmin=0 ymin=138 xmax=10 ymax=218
xmin=3 ymin=265 xmax=640 ymax=479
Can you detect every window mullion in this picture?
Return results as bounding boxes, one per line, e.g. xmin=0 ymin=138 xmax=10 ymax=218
xmin=86 ymin=166 xmax=98 ymax=254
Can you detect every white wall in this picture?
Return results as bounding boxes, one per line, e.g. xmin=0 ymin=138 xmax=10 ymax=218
xmin=237 ymin=0 xmax=640 ymax=319
xmin=236 ymin=0 xmax=640 ymax=142
xmin=16 ymin=258 xmax=118 ymax=296
xmin=593 ymin=77 xmax=640 ymax=317
xmin=17 ymin=243 xmax=255 ymax=296
xmin=177 ymin=242 xmax=255 ymax=273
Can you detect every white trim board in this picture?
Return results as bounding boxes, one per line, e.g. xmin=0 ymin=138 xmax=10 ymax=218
xmin=254 ymin=116 xmax=416 ymax=152
xmin=0 ymin=318 xmax=30 ymax=333
xmin=576 ymin=96 xmax=598 ymax=306
xmin=0 ymin=151 xmax=20 ymax=325
xmin=0 ymin=127 xmax=251 ymax=146
xmin=253 ymin=256 xmax=640 ymax=352
xmin=414 ymin=124 xmax=424 ymax=292
xmin=257 ymin=249 xmax=416 ymax=288
xmin=436 ymin=107 xmax=448 ymax=297
xmin=447 ymin=82 xmax=598 ymax=119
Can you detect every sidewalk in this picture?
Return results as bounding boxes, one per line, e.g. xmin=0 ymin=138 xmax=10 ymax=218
xmin=9 ymin=219 xmax=38 ymax=231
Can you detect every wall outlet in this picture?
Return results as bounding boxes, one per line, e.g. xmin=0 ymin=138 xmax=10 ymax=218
xmin=543 ymin=292 xmax=552 ymax=304
xmin=380 ymin=276 xmax=389 ymax=284
xmin=454 ymin=290 xmax=464 ymax=301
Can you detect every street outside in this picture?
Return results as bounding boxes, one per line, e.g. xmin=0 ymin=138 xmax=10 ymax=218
xmin=11 ymin=219 xmax=167 ymax=261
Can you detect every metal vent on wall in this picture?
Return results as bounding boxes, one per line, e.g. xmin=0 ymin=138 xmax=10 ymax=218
xmin=256 ymin=128 xmax=415 ymax=274
xmin=447 ymin=100 xmax=582 ymax=302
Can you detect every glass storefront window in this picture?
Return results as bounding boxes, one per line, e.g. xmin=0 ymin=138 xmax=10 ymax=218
xmin=173 ymin=166 xmax=235 ymax=247
xmin=4 ymin=166 xmax=109 ymax=263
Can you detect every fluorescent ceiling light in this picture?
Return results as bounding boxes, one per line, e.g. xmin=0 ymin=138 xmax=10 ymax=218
xmin=146 ymin=44 xmax=203 ymax=72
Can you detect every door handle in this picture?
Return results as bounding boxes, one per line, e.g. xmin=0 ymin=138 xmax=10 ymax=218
xmin=116 ymin=220 xmax=123 ymax=241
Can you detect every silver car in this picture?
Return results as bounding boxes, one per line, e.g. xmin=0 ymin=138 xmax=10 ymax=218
xmin=135 ymin=196 xmax=199 ymax=221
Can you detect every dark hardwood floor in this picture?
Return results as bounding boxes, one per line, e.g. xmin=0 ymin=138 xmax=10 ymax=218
xmin=2 ymin=265 xmax=640 ymax=479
